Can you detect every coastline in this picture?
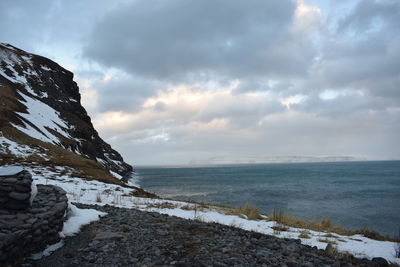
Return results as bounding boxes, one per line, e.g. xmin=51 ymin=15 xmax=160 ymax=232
xmin=24 ymin=163 xmax=399 ymax=265
xmin=134 ymin=161 xmax=400 ymax=237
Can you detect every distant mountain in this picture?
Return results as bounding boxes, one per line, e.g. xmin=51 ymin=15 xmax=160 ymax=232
xmin=0 ymin=43 xmax=132 ymax=183
xmin=189 ymin=155 xmax=363 ymax=165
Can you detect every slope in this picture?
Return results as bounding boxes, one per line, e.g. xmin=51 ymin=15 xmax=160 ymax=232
xmin=0 ymin=43 xmax=132 ymax=185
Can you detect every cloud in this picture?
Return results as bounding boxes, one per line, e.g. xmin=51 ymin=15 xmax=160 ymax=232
xmin=298 ymin=0 xmax=400 ymax=110
xmin=337 ymin=0 xmax=400 ymax=34
xmin=84 ymin=0 xmax=320 ymax=80
xmin=1 ymin=0 xmax=399 ymax=164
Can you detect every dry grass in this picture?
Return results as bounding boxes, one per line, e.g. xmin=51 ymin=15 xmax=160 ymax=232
xmin=323 ymin=233 xmax=338 ymax=238
xmin=324 ymin=243 xmax=352 ymax=260
xmin=236 ymin=204 xmax=261 ymax=220
xmin=180 ymin=204 xmax=206 ymax=212
xmin=1 ymin=126 xmax=122 ymax=183
xmin=356 ymin=227 xmax=390 ymax=241
xmin=270 ymin=208 xmax=286 ymax=224
xmin=272 ymin=224 xmax=289 ymax=233
xmin=95 ymin=192 xmax=102 ymax=203
xmin=0 ymin=126 xmax=157 ymax=198
xmin=147 ymin=202 xmax=177 ymax=209
xmin=299 ymin=230 xmax=311 ymax=239
xmin=111 ymin=194 xmax=122 ymax=205
xmin=266 ymin=208 xmax=396 ymax=241
xmin=164 ymin=200 xmax=399 ymax=243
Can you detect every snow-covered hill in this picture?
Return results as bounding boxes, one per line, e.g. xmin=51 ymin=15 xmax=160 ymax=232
xmin=0 ymin=43 xmax=132 ymax=180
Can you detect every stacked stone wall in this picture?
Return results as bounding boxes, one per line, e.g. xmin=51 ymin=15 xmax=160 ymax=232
xmin=0 ymin=170 xmax=32 ymax=210
xmin=0 ymin=169 xmax=68 ymax=264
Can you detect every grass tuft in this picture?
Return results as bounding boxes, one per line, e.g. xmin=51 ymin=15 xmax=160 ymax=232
xmin=239 ymin=204 xmax=261 ymax=220
xmin=95 ymin=192 xmax=102 ymax=203
xmin=267 ymin=208 xmax=396 ymax=242
xmin=147 ymin=202 xmax=177 ymax=209
xmin=299 ymin=230 xmax=311 ymax=239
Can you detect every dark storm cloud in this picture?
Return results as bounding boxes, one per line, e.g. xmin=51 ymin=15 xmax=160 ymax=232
xmin=84 ymin=0 xmax=317 ymax=80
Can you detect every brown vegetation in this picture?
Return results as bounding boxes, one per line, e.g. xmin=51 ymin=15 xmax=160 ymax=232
xmin=1 ymin=126 xmax=156 ymax=198
xmin=267 ymin=208 xmax=399 ymax=242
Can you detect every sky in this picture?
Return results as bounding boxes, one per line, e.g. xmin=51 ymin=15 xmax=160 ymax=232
xmin=1 ymin=0 xmax=399 ymax=165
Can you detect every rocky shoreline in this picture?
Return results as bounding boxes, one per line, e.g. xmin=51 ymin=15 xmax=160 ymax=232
xmin=26 ymin=204 xmax=389 ymax=267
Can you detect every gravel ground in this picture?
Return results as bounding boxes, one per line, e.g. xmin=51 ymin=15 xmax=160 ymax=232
xmin=26 ymin=204 xmax=389 ymax=267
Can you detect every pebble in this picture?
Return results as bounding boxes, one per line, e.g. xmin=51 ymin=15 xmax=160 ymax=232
xmin=29 ymin=204 xmax=388 ymax=267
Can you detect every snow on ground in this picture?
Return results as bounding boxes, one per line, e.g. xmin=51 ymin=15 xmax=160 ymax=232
xmin=0 ymin=136 xmax=48 ymax=159
xmin=30 ymin=241 xmax=65 ymax=260
xmin=3 ymin=163 xmax=399 ymax=264
xmin=0 ymin=46 xmax=42 ymax=97
xmin=40 ymin=65 xmax=52 ymax=71
xmin=29 ymin=203 xmax=106 ymax=260
xmin=110 ymin=170 xmax=122 ymax=179
xmin=60 ymin=203 xmax=107 ymax=237
xmin=29 ymin=181 xmax=37 ymax=205
xmin=12 ymin=92 xmax=73 ymax=145
xmin=0 ymin=48 xmax=29 ymax=85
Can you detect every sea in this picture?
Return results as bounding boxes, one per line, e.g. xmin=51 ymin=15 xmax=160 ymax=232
xmin=134 ymin=160 xmax=400 ymax=237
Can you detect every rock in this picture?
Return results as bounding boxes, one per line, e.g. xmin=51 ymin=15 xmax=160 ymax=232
xmin=250 ymin=232 xmax=262 ymax=239
xmin=0 ymin=183 xmax=68 ymax=265
xmin=8 ymin=192 xmax=30 ymax=201
xmin=370 ymin=257 xmax=389 ymax=266
xmin=94 ymin=231 xmax=125 ymax=240
xmin=25 ymin=203 xmax=388 ymax=267
xmin=325 ymin=243 xmax=335 ymax=255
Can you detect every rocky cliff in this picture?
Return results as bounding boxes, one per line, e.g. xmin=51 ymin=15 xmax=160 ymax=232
xmin=0 ymin=43 xmax=132 ymax=182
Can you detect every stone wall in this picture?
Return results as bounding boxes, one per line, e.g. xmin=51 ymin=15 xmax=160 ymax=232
xmin=0 ymin=169 xmax=33 ymax=210
xmin=0 ymin=169 xmax=68 ymax=264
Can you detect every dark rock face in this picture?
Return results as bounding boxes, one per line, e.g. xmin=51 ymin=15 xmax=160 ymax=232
xmin=0 ymin=43 xmax=132 ymax=177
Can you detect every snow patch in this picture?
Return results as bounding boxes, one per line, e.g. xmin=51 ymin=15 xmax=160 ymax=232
xmin=110 ymin=171 xmax=122 ymax=179
xmin=30 ymin=181 xmax=37 ymax=205
xmin=29 ymin=241 xmax=64 ymax=260
xmin=96 ymin=157 xmax=107 ymax=165
xmin=0 ymin=136 xmax=45 ymax=158
xmin=40 ymin=65 xmax=52 ymax=71
xmin=12 ymin=92 xmax=73 ymax=144
xmin=60 ymin=203 xmax=106 ymax=237
xmin=0 ymin=166 xmax=23 ymax=176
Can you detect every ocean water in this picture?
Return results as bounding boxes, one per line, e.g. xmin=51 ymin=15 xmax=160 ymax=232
xmin=135 ymin=161 xmax=400 ymax=236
